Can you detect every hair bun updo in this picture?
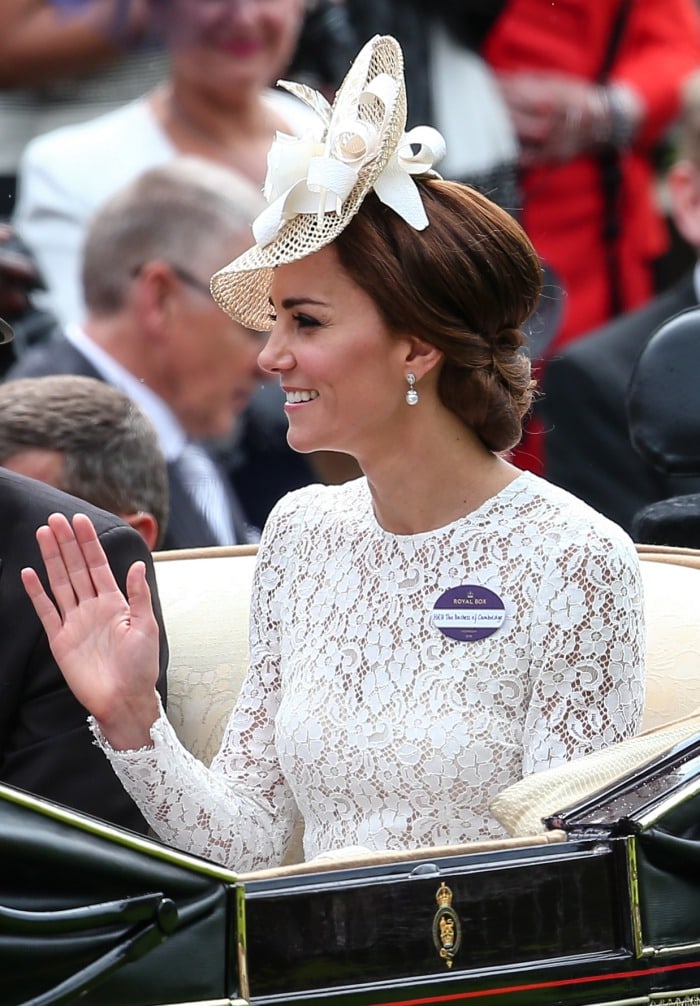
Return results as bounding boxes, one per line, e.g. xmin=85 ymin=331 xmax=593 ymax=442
xmin=335 ymin=179 xmax=543 ymax=453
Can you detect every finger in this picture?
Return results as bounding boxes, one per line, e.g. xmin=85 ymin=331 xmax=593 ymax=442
xmin=510 ymin=111 xmax=551 ymax=144
xmin=71 ymin=513 xmax=125 ymax=596
xmin=46 ymin=512 xmax=104 ymax=602
xmin=21 ymin=566 xmax=64 ymax=639
xmin=34 ymin=521 xmax=80 ymax=616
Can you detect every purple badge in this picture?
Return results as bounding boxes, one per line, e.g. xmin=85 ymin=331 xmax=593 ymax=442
xmin=432 ymin=585 xmax=506 ymax=642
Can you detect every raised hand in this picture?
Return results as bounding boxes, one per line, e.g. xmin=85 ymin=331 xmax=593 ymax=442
xmin=21 ymin=511 xmax=161 ymax=750
xmin=496 ymin=72 xmax=640 ymax=167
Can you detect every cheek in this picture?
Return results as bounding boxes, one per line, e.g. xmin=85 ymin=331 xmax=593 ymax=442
xmin=208 ymin=334 xmax=258 ymax=381
xmin=165 ymin=9 xmax=217 ymax=48
xmin=261 ymin=5 xmax=303 ymax=49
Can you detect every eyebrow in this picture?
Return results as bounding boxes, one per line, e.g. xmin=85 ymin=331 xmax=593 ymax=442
xmin=270 ymin=297 xmax=330 ymax=311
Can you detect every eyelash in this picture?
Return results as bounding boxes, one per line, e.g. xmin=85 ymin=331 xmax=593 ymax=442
xmin=267 ymin=311 xmax=320 ymax=329
xmin=294 ymin=313 xmax=320 ymax=328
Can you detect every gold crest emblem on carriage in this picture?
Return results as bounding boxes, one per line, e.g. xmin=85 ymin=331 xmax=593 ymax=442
xmin=432 ymin=882 xmax=461 ymax=968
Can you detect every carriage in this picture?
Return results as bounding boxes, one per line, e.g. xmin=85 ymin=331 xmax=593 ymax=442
xmin=4 ymin=537 xmax=700 ymax=1006
xmin=3 ymin=715 xmax=700 ymax=1006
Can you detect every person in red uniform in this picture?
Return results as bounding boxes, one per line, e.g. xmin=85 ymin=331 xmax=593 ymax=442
xmin=482 ymin=0 xmax=700 ymax=472
xmin=485 ymin=0 xmax=700 ymax=349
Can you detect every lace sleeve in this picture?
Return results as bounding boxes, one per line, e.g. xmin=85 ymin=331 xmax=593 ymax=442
xmin=93 ymin=511 xmax=300 ymax=872
xmin=522 ymin=531 xmax=645 ymax=775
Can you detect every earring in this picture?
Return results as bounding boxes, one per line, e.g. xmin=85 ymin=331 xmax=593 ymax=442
xmin=406 ymin=372 xmax=419 ymax=406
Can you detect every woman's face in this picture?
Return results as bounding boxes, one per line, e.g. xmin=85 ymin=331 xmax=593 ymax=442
xmin=259 ymin=245 xmax=415 ymax=464
xmin=165 ymin=0 xmax=305 ymax=94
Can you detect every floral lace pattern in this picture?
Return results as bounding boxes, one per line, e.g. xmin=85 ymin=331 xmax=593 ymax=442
xmin=97 ymin=473 xmax=645 ymax=871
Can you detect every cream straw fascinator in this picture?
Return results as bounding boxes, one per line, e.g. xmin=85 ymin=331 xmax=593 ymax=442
xmin=210 ymin=34 xmax=446 ymax=331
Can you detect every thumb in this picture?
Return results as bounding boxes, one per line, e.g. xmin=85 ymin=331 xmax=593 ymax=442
xmin=125 ymin=560 xmax=155 ymax=628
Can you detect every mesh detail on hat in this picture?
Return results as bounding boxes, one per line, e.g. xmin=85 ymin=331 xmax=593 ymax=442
xmin=210 ymin=36 xmax=407 ymax=331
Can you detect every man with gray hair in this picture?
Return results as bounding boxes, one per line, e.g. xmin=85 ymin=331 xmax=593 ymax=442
xmin=6 ymin=156 xmax=265 ymax=548
xmin=0 ymin=375 xmax=169 ymax=550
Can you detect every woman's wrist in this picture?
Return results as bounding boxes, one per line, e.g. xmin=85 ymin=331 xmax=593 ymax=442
xmin=92 ymin=690 xmax=161 ymax=752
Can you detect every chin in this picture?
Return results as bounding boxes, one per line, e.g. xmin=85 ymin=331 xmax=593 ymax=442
xmin=287 ymin=433 xmax=329 ymax=456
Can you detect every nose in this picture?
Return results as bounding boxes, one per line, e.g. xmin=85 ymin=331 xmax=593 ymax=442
xmin=257 ymin=324 xmax=295 ymax=376
xmin=208 ymin=0 xmax=260 ymax=27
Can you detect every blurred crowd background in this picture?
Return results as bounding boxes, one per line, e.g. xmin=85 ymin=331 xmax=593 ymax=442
xmin=2 ymin=0 xmax=700 ymax=545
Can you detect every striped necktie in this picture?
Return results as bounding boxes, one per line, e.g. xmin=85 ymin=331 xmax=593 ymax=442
xmin=175 ymin=442 xmax=238 ymax=545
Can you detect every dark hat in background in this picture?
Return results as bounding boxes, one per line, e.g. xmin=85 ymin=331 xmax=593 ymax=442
xmin=0 ymin=223 xmax=46 ymax=291
xmin=0 ymin=317 xmax=14 ymax=344
xmin=0 ymin=223 xmax=42 ymax=349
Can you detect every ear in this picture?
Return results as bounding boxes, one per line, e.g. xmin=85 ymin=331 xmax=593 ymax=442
xmin=131 ymin=260 xmax=179 ymax=338
xmin=122 ymin=511 xmax=160 ymax=551
xmin=404 ymin=336 xmax=444 ymax=381
xmin=667 ymin=159 xmax=700 ymax=250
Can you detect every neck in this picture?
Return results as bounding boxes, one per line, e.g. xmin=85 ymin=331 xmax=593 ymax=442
xmin=84 ymin=316 xmax=158 ymax=386
xmin=361 ymin=419 xmax=521 ymax=536
xmin=151 ymin=82 xmax=276 ymax=174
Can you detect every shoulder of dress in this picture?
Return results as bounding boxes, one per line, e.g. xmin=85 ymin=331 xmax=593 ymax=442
xmin=22 ymin=98 xmax=149 ymax=162
xmin=520 ymin=473 xmax=638 ymax=557
xmin=264 ymin=478 xmax=367 ymax=532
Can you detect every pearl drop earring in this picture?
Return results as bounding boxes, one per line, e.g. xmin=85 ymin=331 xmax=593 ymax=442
xmin=406 ymin=372 xmax=419 ymax=406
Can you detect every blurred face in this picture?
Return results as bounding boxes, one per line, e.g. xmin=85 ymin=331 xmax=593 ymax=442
xmin=1 ymin=448 xmax=65 ymax=488
xmin=0 ymin=448 xmax=159 ymax=549
xmin=164 ymin=0 xmax=305 ymax=94
xmin=160 ymin=266 xmax=264 ymax=439
xmin=668 ymin=158 xmax=700 ymax=251
xmin=258 ymin=245 xmax=413 ymax=464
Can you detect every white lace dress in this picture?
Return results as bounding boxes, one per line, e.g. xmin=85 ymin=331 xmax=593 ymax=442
xmin=95 ymin=472 xmax=645 ymax=870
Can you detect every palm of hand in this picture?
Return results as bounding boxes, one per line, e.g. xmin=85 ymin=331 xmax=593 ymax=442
xmin=47 ymin=584 xmax=159 ymax=723
xmin=21 ymin=512 xmax=161 ymax=745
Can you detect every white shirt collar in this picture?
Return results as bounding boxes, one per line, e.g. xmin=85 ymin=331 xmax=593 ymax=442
xmin=64 ymin=323 xmax=185 ymax=461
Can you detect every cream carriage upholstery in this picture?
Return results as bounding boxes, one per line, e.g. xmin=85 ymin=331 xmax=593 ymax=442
xmin=636 ymin=544 xmax=700 ymax=730
xmin=152 ymin=543 xmax=700 ymax=853
xmin=152 ymin=544 xmax=258 ymax=766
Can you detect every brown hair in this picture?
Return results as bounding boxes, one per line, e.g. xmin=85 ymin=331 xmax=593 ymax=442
xmin=0 ymin=375 xmax=169 ymax=546
xmin=334 ymin=179 xmax=542 ymax=452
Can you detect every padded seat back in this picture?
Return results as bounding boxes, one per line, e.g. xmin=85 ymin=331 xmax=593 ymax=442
xmin=627 ymin=306 xmax=700 ymax=475
xmin=638 ymin=545 xmax=700 ymax=730
xmin=153 ymin=545 xmax=258 ymax=765
xmin=627 ymin=307 xmax=700 ymax=546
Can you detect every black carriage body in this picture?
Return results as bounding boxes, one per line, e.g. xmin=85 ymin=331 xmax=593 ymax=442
xmin=243 ymin=837 xmax=633 ymax=1006
xmin=2 ymin=734 xmax=700 ymax=1006
xmin=0 ymin=786 xmax=243 ymax=1006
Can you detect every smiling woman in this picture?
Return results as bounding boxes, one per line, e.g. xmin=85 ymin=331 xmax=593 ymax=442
xmin=21 ymin=34 xmax=645 ymax=873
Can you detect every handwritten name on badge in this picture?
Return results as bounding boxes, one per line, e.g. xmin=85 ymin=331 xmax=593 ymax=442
xmin=432 ymin=585 xmax=506 ymax=642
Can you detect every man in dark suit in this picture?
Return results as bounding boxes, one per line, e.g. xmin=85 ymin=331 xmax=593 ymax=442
xmin=541 ymin=72 xmax=700 ymax=533
xmin=0 ymin=374 xmax=169 ymax=550
xmin=0 ymin=465 xmax=168 ymax=832
xmin=6 ymin=158 xmax=265 ymax=550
